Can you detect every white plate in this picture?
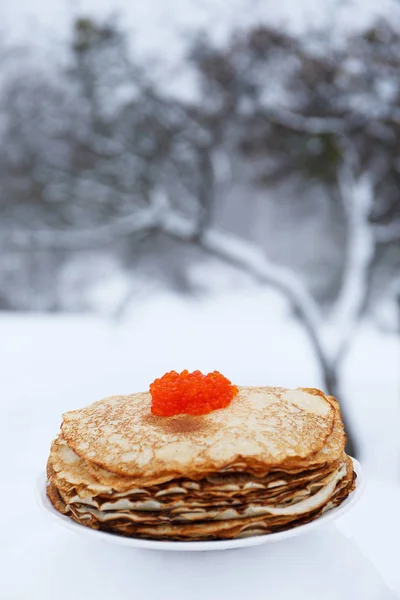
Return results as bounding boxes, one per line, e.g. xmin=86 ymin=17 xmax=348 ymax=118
xmin=36 ymin=458 xmax=364 ymax=552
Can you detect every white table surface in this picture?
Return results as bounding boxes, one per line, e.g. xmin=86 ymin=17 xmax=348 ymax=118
xmin=1 ymin=472 xmax=399 ymax=600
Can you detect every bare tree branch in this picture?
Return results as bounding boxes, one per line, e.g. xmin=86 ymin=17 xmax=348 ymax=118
xmin=1 ymin=208 xmax=158 ymax=250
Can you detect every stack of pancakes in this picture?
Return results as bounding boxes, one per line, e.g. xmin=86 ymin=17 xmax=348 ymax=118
xmin=47 ymin=386 xmax=356 ymax=541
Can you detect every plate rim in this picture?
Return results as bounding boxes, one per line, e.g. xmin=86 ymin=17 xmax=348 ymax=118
xmin=36 ymin=457 xmax=365 ymax=552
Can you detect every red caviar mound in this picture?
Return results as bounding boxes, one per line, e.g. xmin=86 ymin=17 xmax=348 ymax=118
xmin=150 ymin=370 xmax=238 ymax=416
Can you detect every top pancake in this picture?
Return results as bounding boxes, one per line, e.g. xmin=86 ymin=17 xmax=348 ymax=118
xmin=61 ymin=386 xmax=335 ymax=483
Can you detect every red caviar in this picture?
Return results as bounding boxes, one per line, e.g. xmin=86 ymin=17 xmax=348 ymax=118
xmin=150 ymin=370 xmax=238 ymax=416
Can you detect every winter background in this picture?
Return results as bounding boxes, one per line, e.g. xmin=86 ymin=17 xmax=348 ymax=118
xmin=1 ymin=0 xmax=400 ymax=595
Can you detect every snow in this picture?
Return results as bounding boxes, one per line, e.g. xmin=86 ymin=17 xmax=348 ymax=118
xmin=336 ymin=479 xmax=400 ymax=594
xmin=342 ymin=322 xmax=400 ymax=476
xmin=325 ymin=169 xmax=375 ymax=357
xmin=59 ymin=253 xmax=131 ymax=313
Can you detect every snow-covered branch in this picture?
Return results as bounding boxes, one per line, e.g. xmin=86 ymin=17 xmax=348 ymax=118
xmin=157 ymin=203 xmax=330 ymax=373
xmin=5 ymin=189 xmax=323 ymax=348
xmin=157 ymin=201 xmax=319 ymax=323
xmin=326 ymin=165 xmax=375 ymax=362
xmin=1 ymin=206 xmax=159 ymax=250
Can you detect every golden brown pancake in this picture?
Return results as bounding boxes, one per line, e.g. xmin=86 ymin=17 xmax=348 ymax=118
xmin=47 ymin=459 xmax=355 ymax=541
xmin=46 ymin=385 xmax=356 ymax=541
xmin=61 ymin=387 xmax=335 ymax=482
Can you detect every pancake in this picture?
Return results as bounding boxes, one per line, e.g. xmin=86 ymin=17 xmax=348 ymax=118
xmin=54 ymin=462 xmax=346 ymax=524
xmin=49 ymin=450 xmax=345 ymax=514
xmin=61 ymin=387 xmax=335 ymax=483
xmin=48 ymin=432 xmax=340 ymax=505
xmin=46 ymin=384 xmax=357 ymax=541
xmin=47 ymin=458 xmax=355 ymax=540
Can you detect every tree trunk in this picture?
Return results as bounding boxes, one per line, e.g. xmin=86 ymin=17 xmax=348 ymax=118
xmin=322 ymin=366 xmax=358 ymax=458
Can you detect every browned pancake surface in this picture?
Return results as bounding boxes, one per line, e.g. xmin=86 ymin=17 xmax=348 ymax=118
xmin=61 ymin=387 xmax=334 ymax=482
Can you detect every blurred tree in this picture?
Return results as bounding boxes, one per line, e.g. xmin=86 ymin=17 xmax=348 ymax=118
xmin=0 ymin=18 xmax=215 ymax=305
xmin=183 ymin=23 xmax=400 ymax=455
xmin=2 ymin=18 xmax=400 ymax=455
